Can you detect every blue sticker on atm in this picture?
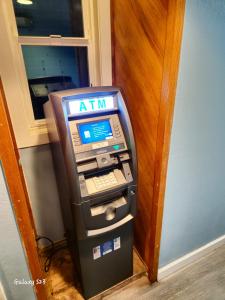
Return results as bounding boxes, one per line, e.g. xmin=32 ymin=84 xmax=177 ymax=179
xmin=101 ymin=240 xmax=113 ymax=256
xmin=93 ymin=237 xmax=121 ymax=260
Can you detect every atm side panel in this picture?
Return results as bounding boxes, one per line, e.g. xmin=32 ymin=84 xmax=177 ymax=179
xmin=117 ymin=91 xmax=137 ymax=184
xmin=44 ymin=100 xmax=74 ymax=238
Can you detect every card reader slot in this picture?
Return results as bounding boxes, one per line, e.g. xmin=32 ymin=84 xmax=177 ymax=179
xmin=77 ymin=160 xmax=98 ymax=173
xmin=82 ymin=193 xmax=130 ymax=230
xmin=76 ymin=151 xmax=131 ymax=175
xmin=77 ymin=154 xmax=120 ymax=174
xmin=80 ymin=165 xmax=115 ymax=178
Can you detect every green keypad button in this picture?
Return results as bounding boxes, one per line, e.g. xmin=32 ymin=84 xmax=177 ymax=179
xmin=113 ymin=145 xmax=120 ymax=150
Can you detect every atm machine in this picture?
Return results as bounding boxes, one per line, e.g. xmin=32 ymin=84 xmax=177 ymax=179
xmin=44 ymin=87 xmax=137 ymax=299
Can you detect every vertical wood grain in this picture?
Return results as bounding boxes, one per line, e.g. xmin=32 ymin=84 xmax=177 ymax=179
xmin=0 ymin=79 xmax=47 ymax=299
xmin=147 ymin=0 xmax=186 ymax=281
xmin=111 ymin=0 xmax=185 ymax=281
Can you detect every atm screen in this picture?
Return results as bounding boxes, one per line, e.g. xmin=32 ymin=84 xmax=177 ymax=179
xmin=78 ymin=119 xmax=113 ymax=144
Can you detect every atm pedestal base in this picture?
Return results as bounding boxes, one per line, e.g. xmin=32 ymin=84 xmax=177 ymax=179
xmin=74 ymin=221 xmax=133 ymax=299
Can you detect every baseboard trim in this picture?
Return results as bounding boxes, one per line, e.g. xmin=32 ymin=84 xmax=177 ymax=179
xmin=158 ymin=234 xmax=225 ymax=281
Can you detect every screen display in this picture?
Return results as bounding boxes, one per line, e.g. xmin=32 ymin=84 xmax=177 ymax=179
xmin=78 ymin=120 xmax=113 ymax=144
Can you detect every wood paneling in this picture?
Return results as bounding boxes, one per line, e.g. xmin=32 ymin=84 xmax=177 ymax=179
xmin=0 ymin=79 xmax=46 ymax=299
xmin=111 ymin=0 xmax=185 ymax=281
xmin=147 ymin=0 xmax=186 ymax=281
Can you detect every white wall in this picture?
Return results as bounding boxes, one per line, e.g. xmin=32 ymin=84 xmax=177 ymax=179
xmin=160 ymin=0 xmax=225 ymax=267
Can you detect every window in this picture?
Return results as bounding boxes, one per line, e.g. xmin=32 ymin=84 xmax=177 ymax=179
xmin=22 ymin=45 xmax=89 ymax=119
xmin=12 ymin=0 xmax=90 ymax=120
xmin=13 ymin=0 xmax=90 ymax=120
xmin=0 ymin=0 xmax=112 ymax=147
xmin=13 ymin=0 xmax=84 ymax=37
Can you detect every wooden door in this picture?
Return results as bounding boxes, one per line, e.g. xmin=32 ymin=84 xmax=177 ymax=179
xmin=0 ymin=79 xmax=46 ymax=299
xmin=111 ymin=0 xmax=185 ymax=281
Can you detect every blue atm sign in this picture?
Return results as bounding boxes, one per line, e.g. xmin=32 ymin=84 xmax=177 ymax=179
xmin=69 ymin=96 xmax=114 ymax=115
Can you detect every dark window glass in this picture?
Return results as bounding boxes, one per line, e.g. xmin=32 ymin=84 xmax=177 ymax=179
xmin=13 ymin=0 xmax=84 ymax=37
xmin=22 ymin=46 xmax=89 ymax=119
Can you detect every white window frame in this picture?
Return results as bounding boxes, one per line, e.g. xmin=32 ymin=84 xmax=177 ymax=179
xmin=0 ymin=0 xmax=112 ymax=148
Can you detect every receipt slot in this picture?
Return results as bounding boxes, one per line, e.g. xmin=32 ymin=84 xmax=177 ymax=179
xmin=44 ymin=87 xmax=137 ymax=298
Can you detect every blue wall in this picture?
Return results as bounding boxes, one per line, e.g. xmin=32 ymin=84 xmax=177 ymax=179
xmin=0 ymin=163 xmax=35 ymax=300
xmin=159 ymin=0 xmax=225 ymax=267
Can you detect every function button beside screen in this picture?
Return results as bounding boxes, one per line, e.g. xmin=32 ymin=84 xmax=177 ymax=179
xmin=72 ymin=132 xmax=79 ymax=136
xmin=73 ymin=138 xmax=80 ymax=142
xmin=113 ymin=124 xmax=121 ymax=137
xmin=73 ymin=137 xmax=80 ymax=146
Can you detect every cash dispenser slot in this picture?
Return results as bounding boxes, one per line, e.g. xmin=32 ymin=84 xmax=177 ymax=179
xmin=90 ymin=196 xmax=127 ymax=218
xmin=81 ymin=187 xmax=135 ymax=236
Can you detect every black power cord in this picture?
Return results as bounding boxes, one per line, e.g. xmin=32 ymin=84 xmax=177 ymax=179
xmin=36 ymin=236 xmax=55 ymax=272
xmin=36 ymin=235 xmax=68 ymax=272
